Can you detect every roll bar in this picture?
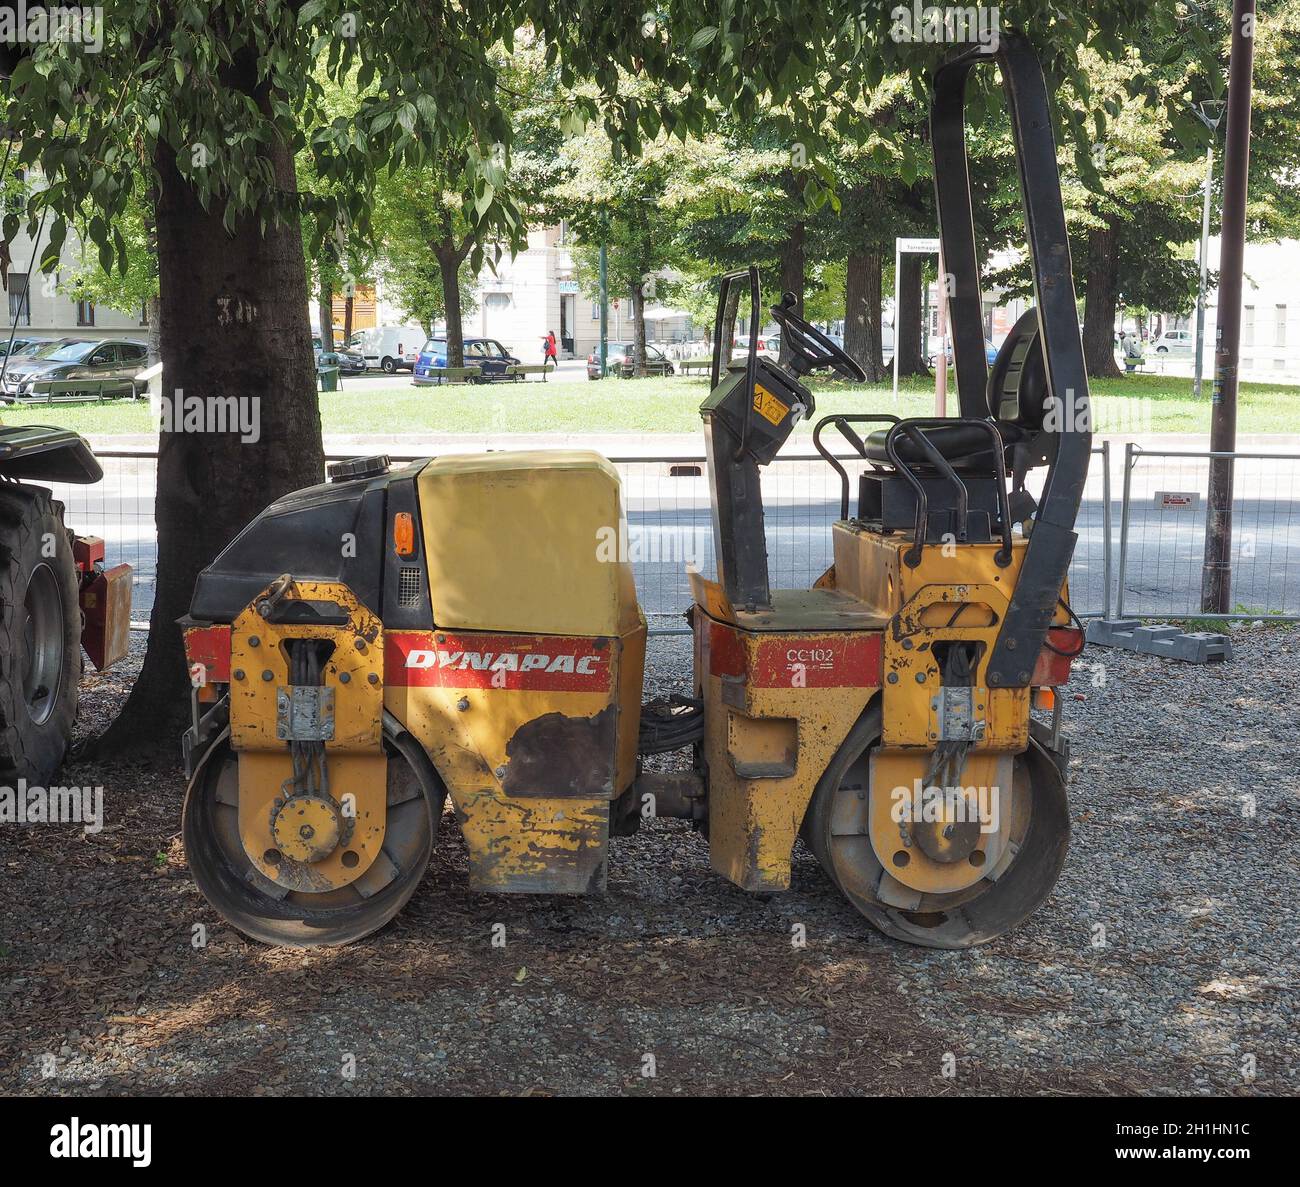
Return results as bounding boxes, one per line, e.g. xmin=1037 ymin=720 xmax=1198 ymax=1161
xmin=931 ymin=35 xmax=1091 ymax=687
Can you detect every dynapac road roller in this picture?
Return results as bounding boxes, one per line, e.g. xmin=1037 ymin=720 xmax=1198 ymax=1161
xmin=180 ymin=37 xmax=1089 ymax=948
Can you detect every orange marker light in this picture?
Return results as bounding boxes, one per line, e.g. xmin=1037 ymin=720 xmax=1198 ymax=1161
xmin=1032 ymin=687 xmax=1056 ymax=712
xmin=393 ymin=512 xmax=415 ymax=556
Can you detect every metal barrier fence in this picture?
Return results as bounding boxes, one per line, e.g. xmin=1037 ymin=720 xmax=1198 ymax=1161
xmin=1116 ymin=445 xmax=1300 ymax=620
xmin=43 ymin=442 xmax=1300 ymax=632
xmin=45 ymin=444 xmax=1113 ymax=634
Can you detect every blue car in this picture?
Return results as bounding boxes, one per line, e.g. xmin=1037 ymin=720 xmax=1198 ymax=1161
xmin=413 ymin=337 xmax=521 ymax=384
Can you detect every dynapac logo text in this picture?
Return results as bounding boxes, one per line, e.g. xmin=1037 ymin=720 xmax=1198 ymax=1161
xmin=405 ymin=649 xmax=603 ymax=675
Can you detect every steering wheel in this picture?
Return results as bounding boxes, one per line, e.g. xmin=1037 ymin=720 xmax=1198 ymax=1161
xmin=769 ymin=292 xmax=867 ymax=381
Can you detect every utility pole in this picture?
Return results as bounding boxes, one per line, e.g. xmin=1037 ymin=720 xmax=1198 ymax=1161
xmin=1201 ymin=0 xmax=1255 ymax=613
xmin=1192 ymin=101 xmax=1224 ymax=400
xmin=598 ymin=231 xmax=609 ymax=378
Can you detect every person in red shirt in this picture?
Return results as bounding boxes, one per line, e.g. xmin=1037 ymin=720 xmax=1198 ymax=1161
xmin=543 ymin=330 xmax=558 ymax=369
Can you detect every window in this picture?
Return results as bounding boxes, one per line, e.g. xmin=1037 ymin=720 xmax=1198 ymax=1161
xmin=1276 ymin=304 xmax=1287 ymax=349
xmin=139 ymin=302 xmax=149 ymax=326
xmin=77 ymin=299 xmax=95 ymax=326
xmin=1243 ymin=305 xmax=1254 ymax=347
xmin=591 ymin=301 xmax=599 ymax=321
xmin=121 ymin=343 xmax=147 ymax=363
xmin=7 ymin=272 xmax=30 ymax=326
xmin=90 ymin=343 xmax=119 ymax=365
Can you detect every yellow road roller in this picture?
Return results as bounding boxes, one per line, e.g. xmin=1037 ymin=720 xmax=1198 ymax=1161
xmin=180 ymin=37 xmax=1089 ymax=948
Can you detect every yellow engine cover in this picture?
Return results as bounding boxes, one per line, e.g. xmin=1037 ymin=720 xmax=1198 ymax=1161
xmin=417 ymin=450 xmax=641 ymax=637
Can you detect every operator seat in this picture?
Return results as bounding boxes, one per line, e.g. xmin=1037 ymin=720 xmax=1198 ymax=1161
xmin=862 ymin=308 xmax=1049 ymax=470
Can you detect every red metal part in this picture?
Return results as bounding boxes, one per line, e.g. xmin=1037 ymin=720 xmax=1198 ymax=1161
xmin=1030 ymin=627 xmax=1085 ymax=687
xmin=73 ymin=535 xmax=105 ymax=573
xmin=184 ymin=624 xmax=232 ymax=684
xmin=80 ymin=562 xmax=132 ymax=670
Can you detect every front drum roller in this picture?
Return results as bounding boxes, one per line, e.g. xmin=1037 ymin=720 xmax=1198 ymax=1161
xmin=183 ymin=728 xmax=441 ymax=947
xmin=802 ymin=705 xmax=1069 ymax=949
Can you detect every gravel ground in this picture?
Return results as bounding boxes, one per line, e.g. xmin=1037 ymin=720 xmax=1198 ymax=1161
xmin=1 ymin=625 xmax=1296 ymax=1096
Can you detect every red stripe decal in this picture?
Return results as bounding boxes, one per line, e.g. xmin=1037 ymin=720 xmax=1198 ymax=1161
xmin=751 ymin=634 xmax=882 ymax=688
xmin=706 ymin=620 xmax=881 ymax=688
xmin=385 ymin=631 xmax=613 ymax=691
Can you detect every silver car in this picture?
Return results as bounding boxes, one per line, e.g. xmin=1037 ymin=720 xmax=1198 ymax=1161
xmin=1 ymin=338 xmax=149 ymax=402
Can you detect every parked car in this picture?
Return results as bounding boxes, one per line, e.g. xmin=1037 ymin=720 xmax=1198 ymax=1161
xmin=0 ymin=335 xmax=56 ymax=359
xmin=1152 ymin=329 xmax=1193 ymax=355
xmin=413 ymin=337 xmax=521 ymax=384
xmin=313 ymin=337 xmax=367 ymax=374
xmin=353 ymin=325 xmax=421 ymax=373
xmin=0 ymin=339 xmax=149 ymax=402
xmin=587 ymin=342 xmax=676 ymax=379
xmin=929 ymin=336 xmax=999 ymax=366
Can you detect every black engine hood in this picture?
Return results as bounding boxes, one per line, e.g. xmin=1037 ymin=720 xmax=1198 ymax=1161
xmin=188 ymin=459 xmax=428 ymax=625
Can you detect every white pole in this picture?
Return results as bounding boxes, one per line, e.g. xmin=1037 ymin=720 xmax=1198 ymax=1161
xmin=892 ymin=240 xmax=901 ymax=404
xmin=935 ymin=244 xmax=948 ymax=417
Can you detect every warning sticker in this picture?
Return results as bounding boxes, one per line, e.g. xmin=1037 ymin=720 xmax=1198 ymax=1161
xmin=752 ymin=384 xmax=789 ymax=426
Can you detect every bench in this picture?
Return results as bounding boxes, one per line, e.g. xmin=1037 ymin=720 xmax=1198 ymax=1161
xmin=505 ymin=363 xmax=553 ymax=382
xmin=679 ymin=358 xmax=713 ymax=376
xmin=5 ymin=377 xmax=139 ymax=404
xmin=420 ymin=365 xmax=483 ymax=385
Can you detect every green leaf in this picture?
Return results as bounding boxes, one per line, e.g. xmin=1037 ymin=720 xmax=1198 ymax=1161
xmin=689 ymin=27 xmax=718 ymax=51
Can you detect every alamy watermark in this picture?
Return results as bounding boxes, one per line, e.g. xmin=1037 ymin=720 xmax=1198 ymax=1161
xmin=0 ymin=3 xmax=104 ymax=53
xmin=890 ymin=3 xmax=1000 ymax=50
xmin=152 ymin=389 xmax=261 ymax=443
xmin=0 ymin=780 xmax=104 ymax=834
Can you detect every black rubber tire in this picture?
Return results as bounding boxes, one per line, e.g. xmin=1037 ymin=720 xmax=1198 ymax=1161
xmin=183 ymin=729 xmax=441 ymax=947
xmin=0 ymin=486 xmax=81 ymax=785
xmin=802 ymin=704 xmax=1070 ymax=949
xmin=380 ymin=357 xmax=397 ymax=373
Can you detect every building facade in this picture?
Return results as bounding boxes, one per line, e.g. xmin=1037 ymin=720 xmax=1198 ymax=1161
xmin=3 ymin=226 xmax=148 ymax=342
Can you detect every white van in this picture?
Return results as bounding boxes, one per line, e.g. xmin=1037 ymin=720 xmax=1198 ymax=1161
xmin=352 ymin=326 xmax=422 ymax=373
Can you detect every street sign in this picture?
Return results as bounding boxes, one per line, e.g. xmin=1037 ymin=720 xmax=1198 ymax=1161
xmin=1155 ymin=491 xmax=1200 ymax=509
xmin=897 ymin=237 xmax=940 ymax=254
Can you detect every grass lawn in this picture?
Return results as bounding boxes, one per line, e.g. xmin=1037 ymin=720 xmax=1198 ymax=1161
xmin=1 ymin=370 xmax=1295 ymax=437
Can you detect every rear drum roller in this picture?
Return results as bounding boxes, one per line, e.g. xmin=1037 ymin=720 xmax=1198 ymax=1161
xmin=183 ymin=729 xmax=440 ymax=947
xmin=802 ymin=705 xmax=1069 ymax=949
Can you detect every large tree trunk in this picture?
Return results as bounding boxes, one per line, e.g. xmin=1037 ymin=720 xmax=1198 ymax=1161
xmin=1082 ymin=223 xmax=1123 ymax=379
xmin=777 ymin=221 xmax=806 ymax=367
xmin=318 ymin=275 xmax=334 ymax=351
xmin=436 ymin=242 xmax=464 ymax=368
xmin=343 ymin=291 xmax=353 ymax=344
xmin=844 ymin=250 xmax=886 ymax=382
xmin=895 ymin=250 xmax=929 ymax=378
xmin=97 ymin=134 xmax=323 ymax=755
xmin=630 ymin=280 xmax=647 ymax=376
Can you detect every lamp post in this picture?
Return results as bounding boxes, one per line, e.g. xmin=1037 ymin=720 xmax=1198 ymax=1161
xmin=1192 ymin=99 xmax=1225 ymax=400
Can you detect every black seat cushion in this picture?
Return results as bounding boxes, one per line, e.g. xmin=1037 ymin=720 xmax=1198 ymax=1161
xmin=865 ymin=422 xmax=1020 ymax=467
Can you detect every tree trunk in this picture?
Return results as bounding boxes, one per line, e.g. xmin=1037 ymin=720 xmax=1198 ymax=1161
xmin=318 ymin=275 xmax=334 ymax=351
xmin=1082 ymin=224 xmax=1123 ymax=379
xmin=96 ymin=136 xmax=323 ymax=756
xmin=777 ymin=221 xmax=806 ymax=367
xmin=437 ymin=242 xmax=464 ymax=368
xmin=630 ymin=280 xmax=647 ymax=376
xmin=844 ymin=250 xmax=886 ymax=382
xmin=343 ymin=292 xmax=353 ymax=344
xmin=895 ymin=250 xmax=929 ymax=378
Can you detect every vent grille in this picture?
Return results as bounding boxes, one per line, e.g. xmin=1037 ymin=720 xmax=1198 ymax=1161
xmin=398 ymin=566 xmax=423 ymax=607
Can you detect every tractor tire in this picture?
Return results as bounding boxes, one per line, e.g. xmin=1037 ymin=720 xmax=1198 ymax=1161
xmin=0 ymin=486 xmax=81 ymax=786
xmin=183 ymin=727 xmax=441 ymax=946
xmin=802 ymin=704 xmax=1070 ymax=949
